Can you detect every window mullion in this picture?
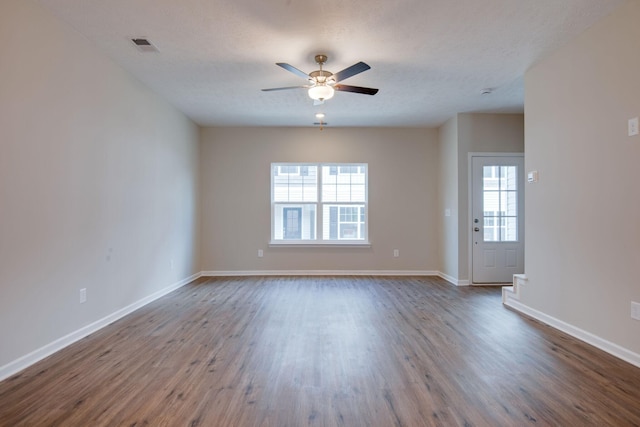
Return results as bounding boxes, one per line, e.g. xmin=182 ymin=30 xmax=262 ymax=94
xmin=498 ymin=166 xmax=503 ymax=241
xmin=317 ymin=163 xmax=323 ymax=241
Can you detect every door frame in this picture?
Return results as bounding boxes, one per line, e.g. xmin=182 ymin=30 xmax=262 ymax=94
xmin=468 ymin=152 xmax=525 ymax=285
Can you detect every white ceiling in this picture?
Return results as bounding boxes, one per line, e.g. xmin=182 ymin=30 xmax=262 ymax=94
xmin=37 ymin=0 xmax=624 ymax=128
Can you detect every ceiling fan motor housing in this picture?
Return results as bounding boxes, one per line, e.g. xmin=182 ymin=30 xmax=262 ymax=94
xmin=314 ymin=54 xmax=328 ymax=65
xmin=310 ymin=55 xmax=333 ymax=84
xmin=309 ymin=70 xmax=334 ymax=83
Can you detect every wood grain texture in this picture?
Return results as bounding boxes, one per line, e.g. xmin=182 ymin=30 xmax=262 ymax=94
xmin=1 ymin=276 xmax=639 ymax=426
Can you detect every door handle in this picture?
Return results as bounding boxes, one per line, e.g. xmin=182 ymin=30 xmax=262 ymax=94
xmin=474 ymin=227 xmax=480 ymax=232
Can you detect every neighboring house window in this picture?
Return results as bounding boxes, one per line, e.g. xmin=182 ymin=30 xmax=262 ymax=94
xmin=271 ymin=163 xmax=368 ymax=243
xmin=278 ymin=165 xmax=300 ymax=175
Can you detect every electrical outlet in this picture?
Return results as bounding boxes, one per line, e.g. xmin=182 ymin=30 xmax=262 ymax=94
xmin=393 ymin=249 xmax=399 ymax=258
xmin=258 ymin=249 xmax=263 ymax=258
xmin=80 ymin=288 xmax=87 ymax=304
xmin=631 ymin=301 xmax=640 ymax=321
xmin=629 ymin=117 xmax=639 ymax=137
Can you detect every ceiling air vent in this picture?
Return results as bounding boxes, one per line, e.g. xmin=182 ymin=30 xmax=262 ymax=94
xmin=131 ymin=38 xmax=159 ymax=53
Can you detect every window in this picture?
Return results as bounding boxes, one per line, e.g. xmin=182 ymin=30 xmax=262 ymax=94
xmin=482 ymin=165 xmax=518 ymax=242
xmin=272 ymin=163 xmax=368 ymax=244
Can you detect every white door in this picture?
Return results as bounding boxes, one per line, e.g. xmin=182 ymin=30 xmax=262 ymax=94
xmin=471 ymin=155 xmax=524 ymax=283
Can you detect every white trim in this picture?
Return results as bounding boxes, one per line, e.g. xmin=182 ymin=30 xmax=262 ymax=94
xmin=504 ymin=299 xmax=640 ymax=369
xmin=269 ymin=241 xmax=371 ymax=248
xmin=0 ymin=272 xmax=201 ymax=382
xmin=502 ymin=285 xmax=515 ymax=303
xmin=437 ymin=272 xmax=470 ymax=287
xmin=201 ymin=270 xmax=439 ymax=277
xmin=472 ymin=282 xmax=511 ymax=286
xmin=502 ymin=273 xmax=528 ymax=303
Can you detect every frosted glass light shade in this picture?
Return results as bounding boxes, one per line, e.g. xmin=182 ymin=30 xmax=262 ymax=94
xmin=308 ymin=85 xmax=335 ymax=101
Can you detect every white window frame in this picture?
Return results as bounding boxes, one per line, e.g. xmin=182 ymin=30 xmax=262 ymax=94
xmin=270 ymin=162 xmax=370 ymax=247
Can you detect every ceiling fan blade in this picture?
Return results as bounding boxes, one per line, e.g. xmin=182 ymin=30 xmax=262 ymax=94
xmin=334 ymin=84 xmax=379 ymax=95
xmin=261 ymin=85 xmax=309 ymax=92
xmin=332 ymin=62 xmax=370 ymax=83
xmin=276 ymin=63 xmax=310 ymax=80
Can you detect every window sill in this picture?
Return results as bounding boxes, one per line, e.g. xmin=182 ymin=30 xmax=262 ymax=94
xmin=269 ymin=241 xmax=371 ymax=248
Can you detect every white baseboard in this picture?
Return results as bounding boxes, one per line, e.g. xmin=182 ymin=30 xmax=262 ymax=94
xmin=201 ymin=270 xmax=439 ymax=277
xmin=437 ymin=272 xmax=469 ymax=286
xmin=202 ymin=270 xmax=471 ymax=286
xmin=0 ymin=272 xmax=201 ymax=382
xmin=504 ymin=299 xmax=640 ymax=369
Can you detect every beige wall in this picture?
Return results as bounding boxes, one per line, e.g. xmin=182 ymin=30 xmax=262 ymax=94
xmin=457 ymin=113 xmax=525 ymax=281
xmin=437 ymin=113 xmax=524 ymax=283
xmin=200 ymin=127 xmax=439 ymax=272
xmin=523 ymin=0 xmax=640 ymax=355
xmin=437 ymin=117 xmax=459 ymax=280
xmin=0 ymin=0 xmax=200 ymax=369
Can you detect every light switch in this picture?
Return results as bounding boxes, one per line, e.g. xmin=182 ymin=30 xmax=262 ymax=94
xmin=527 ymin=171 xmax=539 ymax=183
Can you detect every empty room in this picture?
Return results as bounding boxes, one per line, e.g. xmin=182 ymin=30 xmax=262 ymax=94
xmin=1 ymin=0 xmax=639 ymax=425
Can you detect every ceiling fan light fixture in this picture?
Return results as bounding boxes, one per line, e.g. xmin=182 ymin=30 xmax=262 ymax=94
xmin=308 ymin=84 xmax=335 ymax=101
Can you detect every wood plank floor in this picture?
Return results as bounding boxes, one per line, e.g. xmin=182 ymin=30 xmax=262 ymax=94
xmin=1 ymin=276 xmax=639 ymax=426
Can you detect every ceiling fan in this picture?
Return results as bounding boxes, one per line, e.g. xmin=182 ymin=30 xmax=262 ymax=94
xmin=262 ymin=54 xmax=379 ymax=104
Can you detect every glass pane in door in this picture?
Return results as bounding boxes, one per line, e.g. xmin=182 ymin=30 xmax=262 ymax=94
xmin=483 ymin=165 xmax=518 ymax=242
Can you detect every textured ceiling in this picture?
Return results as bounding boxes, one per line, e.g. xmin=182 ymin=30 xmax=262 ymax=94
xmin=37 ymin=0 xmax=625 ymax=127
